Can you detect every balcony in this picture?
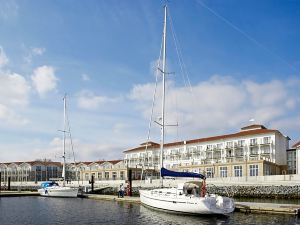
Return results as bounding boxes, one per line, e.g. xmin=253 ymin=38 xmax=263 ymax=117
xmin=250 ymin=150 xmax=259 ymax=156
xmin=234 ymin=143 xmax=245 ymax=149
xmin=212 ymin=155 xmax=222 ymax=160
xmin=226 ymin=154 xmax=234 ymax=158
xmin=250 ymin=142 xmax=258 ymax=147
xmin=235 ymin=153 xmax=244 ymax=158
xmin=261 ymin=150 xmax=271 ymax=155
xmin=260 ymin=141 xmax=271 ymax=146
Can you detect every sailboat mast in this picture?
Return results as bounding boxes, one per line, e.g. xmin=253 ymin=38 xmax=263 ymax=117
xmin=62 ymin=94 xmax=67 ymax=186
xmin=160 ymin=5 xmax=167 ymax=188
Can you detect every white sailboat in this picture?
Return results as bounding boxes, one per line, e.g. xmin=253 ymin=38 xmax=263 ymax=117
xmin=38 ymin=95 xmax=79 ymax=197
xmin=139 ymin=5 xmax=235 ymax=215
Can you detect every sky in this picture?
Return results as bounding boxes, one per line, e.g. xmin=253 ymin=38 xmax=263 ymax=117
xmin=0 ymin=0 xmax=299 ymax=163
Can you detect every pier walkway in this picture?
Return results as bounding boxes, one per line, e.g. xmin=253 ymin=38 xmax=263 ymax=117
xmin=83 ymin=194 xmax=300 ymax=216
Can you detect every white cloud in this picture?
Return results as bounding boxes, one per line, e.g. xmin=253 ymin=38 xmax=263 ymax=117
xmin=32 ymin=47 xmax=46 ymax=56
xmin=0 ymin=71 xmax=30 ymax=106
xmin=81 ymin=73 xmax=90 ymax=81
xmin=77 ymin=90 xmax=118 ymax=110
xmin=0 ymin=46 xmax=9 ymax=68
xmin=129 ymin=75 xmax=300 ymax=138
xmin=0 ymin=70 xmax=30 ymax=126
xmin=0 ymin=104 xmax=28 ymax=125
xmin=24 ymin=47 xmax=46 ymax=64
xmin=31 ymin=65 xmax=58 ymax=97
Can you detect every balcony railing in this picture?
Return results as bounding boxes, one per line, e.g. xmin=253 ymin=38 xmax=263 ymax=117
xmin=226 ymin=154 xmax=234 ymax=158
xmin=261 ymin=141 xmax=271 ymax=146
xmin=250 ymin=142 xmax=258 ymax=146
xmin=250 ymin=151 xmax=259 ymax=156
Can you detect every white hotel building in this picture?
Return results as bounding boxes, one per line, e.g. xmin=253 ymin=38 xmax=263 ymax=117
xmin=124 ymin=125 xmax=290 ymax=178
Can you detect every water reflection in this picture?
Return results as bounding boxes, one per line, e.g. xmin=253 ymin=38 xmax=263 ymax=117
xmin=0 ymin=197 xmax=299 ymax=225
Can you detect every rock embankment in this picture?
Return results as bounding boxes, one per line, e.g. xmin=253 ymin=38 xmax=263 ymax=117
xmin=207 ymin=185 xmax=300 ymax=199
xmin=97 ymin=185 xmax=300 ymax=199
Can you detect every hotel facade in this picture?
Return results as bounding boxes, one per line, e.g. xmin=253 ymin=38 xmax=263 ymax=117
xmin=124 ymin=125 xmax=290 ymax=179
xmin=0 ymin=161 xmax=62 ymax=183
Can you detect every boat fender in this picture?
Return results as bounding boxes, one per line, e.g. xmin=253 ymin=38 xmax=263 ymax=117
xmin=200 ymin=179 xmax=207 ymax=197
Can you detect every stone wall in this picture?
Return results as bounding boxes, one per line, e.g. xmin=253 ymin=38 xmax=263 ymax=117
xmin=207 ymin=184 xmax=300 ymax=199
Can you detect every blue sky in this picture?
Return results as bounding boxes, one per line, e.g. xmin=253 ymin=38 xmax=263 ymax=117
xmin=0 ymin=0 xmax=299 ymax=162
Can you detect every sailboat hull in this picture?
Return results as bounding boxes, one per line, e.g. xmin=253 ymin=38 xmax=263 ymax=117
xmin=139 ymin=189 xmax=234 ymax=215
xmin=38 ymin=186 xmax=79 ymax=198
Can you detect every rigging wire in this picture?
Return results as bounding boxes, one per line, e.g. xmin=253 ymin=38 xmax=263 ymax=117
xmin=140 ymin=32 xmax=164 ymax=181
xmin=65 ymin=96 xmax=79 ymax=184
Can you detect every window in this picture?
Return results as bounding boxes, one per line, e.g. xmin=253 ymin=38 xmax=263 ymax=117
xmin=217 ymin=143 xmax=223 ymax=149
xmin=112 ymin=172 xmax=117 ymax=180
xmin=105 ymin=172 xmax=109 ymax=180
xmin=207 ymin=145 xmax=213 ymax=150
xmin=98 ymin=172 xmax=102 ymax=180
xmin=220 ymin=166 xmax=227 ymax=177
xmin=120 ymin=171 xmax=124 ymax=180
xmin=226 ymin=142 xmax=233 ymax=148
xmin=249 ymin=165 xmax=259 ymax=176
xmin=206 ymin=168 xmax=213 ymax=178
xmin=250 ymin=138 xmax=257 ymax=146
xmin=237 ymin=140 xmax=245 ymax=147
xmin=234 ymin=166 xmax=242 ymax=177
xmin=263 ymin=136 xmax=271 ymax=144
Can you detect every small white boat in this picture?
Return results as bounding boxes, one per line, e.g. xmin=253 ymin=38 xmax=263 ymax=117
xmin=38 ymin=181 xmax=78 ymax=198
xmin=139 ymin=5 xmax=235 ymax=215
xmin=38 ymin=95 xmax=79 ymax=198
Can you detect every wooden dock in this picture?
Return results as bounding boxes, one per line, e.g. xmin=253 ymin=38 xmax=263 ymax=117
xmin=83 ymin=194 xmax=300 ymax=215
xmin=235 ymin=201 xmax=300 ymax=215
xmin=0 ymin=191 xmax=39 ymax=197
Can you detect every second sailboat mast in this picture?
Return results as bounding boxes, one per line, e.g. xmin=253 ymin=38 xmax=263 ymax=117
xmin=160 ymin=5 xmax=167 ymax=187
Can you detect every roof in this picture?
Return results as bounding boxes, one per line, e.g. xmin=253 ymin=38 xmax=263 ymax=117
xmin=241 ymin=124 xmax=267 ymax=131
xmin=0 ymin=161 xmax=62 ymax=166
xmin=292 ymin=141 xmax=300 ymax=148
xmin=74 ymin=160 xmax=123 ymax=166
xmin=124 ymin=127 xmax=282 ymax=153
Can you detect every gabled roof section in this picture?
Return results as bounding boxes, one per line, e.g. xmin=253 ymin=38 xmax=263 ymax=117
xmin=292 ymin=141 xmax=300 ymax=148
xmin=241 ymin=124 xmax=267 ymax=131
xmin=124 ymin=126 xmax=280 ymax=153
xmin=124 ymin=142 xmax=160 ymax=153
xmin=107 ymin=160 xmax=123 ymax=165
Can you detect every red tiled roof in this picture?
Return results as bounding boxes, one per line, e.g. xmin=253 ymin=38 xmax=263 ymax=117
xmin=292 ymin=141 xmax=300 ymax=148
xmin=124 ymin=128 xmax=282 ymax=153
xmin=76 ymin=160 xmax=122 ymax=166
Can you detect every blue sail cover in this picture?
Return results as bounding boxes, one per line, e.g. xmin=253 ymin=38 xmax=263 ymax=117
xmin=161 ymin=167 xmax=206 ymax=180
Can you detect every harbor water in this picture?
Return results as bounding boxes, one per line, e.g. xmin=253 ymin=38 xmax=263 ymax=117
xmin=0 ymin=197 xmax=299 ymax=225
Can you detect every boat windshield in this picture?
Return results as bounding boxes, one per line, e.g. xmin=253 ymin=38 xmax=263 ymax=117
xmin=41 ymin=181 xmax=59 ymax=188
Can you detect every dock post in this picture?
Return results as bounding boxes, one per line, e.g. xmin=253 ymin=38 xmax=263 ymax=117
xmin=8 ymin=176 xmax=11 ymax=191
xmin=0 ymin=172 xmax=1 ymax=193
xmin=128 ymin=169 xmax=132 ymax=197
xmin=91 ymin=175 xmax=94 ymax=193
